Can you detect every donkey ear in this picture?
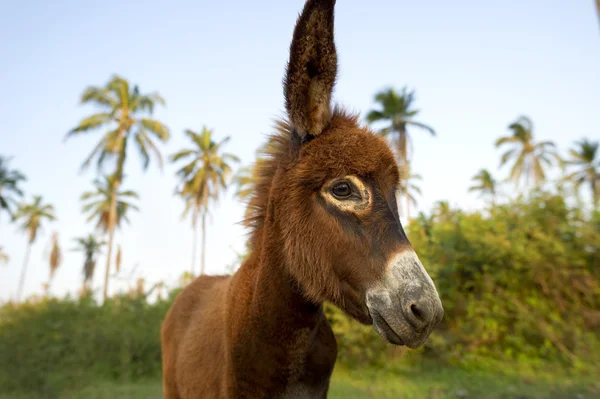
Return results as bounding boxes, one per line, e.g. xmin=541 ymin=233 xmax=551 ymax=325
xmin=284 ymin=0 xmax=337 ymax=139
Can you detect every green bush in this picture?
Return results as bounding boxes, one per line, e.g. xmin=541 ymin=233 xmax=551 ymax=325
xmin=0 ymin=292 xmax=173 ymax=397
xmin=411 ymin=190 xmax=600 ymax=372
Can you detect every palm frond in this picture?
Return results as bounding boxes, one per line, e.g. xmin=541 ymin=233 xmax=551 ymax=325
xmin=80 ymin=87 xmax=117 ymax=108
xmin=140 ymin=119 xmax=170 ymax=141
xmin=406 ymin=120 xmax=436 ymax=136
xmin=170 ymin=149 xmax=196 ymax=163
xmin=67 ymin=113 xmax=114 ymax=136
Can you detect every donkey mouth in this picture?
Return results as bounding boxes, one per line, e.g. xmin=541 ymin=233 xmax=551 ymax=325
xmin=369 ymin=309 xmax=404 ymax=346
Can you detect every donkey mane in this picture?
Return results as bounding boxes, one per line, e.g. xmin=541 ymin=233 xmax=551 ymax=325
xmin=243 ymin=107 xmax=362 ymax=249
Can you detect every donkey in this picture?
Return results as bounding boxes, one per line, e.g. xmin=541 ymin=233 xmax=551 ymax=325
xmin=160 ymin=1 xmax=444 ymax=398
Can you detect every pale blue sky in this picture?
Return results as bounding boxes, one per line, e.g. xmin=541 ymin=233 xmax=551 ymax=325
xmin=1 ymin=1 xmax=599 ymax=302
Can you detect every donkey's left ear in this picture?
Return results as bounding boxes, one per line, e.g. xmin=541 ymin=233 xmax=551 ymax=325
xmin=284 ymin=0 xmax=337 ymax=139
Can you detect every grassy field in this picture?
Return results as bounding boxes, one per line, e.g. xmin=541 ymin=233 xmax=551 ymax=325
xmin=1 ymin=365 xmax=598 ymax=399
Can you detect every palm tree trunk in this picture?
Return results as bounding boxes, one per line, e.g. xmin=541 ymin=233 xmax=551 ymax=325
xmin=200 ymin=211 xmax=207 ymax=276
xmin=16 ymin=240 xmax=32 ymax=302
xmin=103 ymin=181 xmax=118 ymax=303
xmin=103 ymin=134 xmax=127 ymax=303
xmin=191 ymin=210 xmax=198 ymax=276
xmin=398 ymin=130 xmax=408 ymax=165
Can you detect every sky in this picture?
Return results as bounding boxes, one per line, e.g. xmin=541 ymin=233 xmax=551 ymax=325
xmin=1 ymin=0 xmax=599 ymax=302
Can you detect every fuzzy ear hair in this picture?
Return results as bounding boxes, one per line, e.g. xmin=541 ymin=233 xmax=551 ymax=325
xmin=284 ymin=0 xmax=338 ymax=139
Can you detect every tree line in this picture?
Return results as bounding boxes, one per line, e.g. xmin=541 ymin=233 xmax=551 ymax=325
xmin=1 ymin=74 xmax=598 ymax=303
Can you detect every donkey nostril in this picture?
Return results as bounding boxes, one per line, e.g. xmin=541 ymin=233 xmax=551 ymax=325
xmin=410 ymin=304 xmax=423 ymax=320
xmin=403 ymin=299 xmax=432 ymax=330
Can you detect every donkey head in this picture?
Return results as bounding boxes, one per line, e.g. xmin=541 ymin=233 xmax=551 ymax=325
xmin=269 ymin=0 xmax=443 ymax=348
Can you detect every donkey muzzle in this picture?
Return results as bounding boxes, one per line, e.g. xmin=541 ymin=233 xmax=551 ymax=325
xmin=366 ymin=251 xmax=444 ymax=348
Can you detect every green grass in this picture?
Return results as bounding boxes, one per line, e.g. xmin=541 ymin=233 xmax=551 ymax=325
xmin=1 ymin=366 xmax=598 ymax=399
xmin=329 ymin=365 xmax=599 ymax=399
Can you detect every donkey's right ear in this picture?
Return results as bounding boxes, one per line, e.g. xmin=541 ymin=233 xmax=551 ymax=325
xmin=284 ymin=0 xmax=338 ymax=140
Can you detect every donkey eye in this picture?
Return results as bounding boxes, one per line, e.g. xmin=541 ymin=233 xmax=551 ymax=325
xmin=331 ymin=181 xmax=352 ymax=199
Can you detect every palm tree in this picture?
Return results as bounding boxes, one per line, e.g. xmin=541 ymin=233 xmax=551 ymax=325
xmin=170 ymin=127 xmax=240 ymax=276
xmin=81 ymin=175 xmax=139 ymax=232
xmin=72 ymin=234 xmax=106 ymax=292
xmin=0 ymin=156 xmax=27 ymax=223
xmin=66 ymin=74 xmax=169 ymax=302
xmin=564 ymin=139 xmax=600 ymax=208
xmin=366 ymin=87 xmax=435 ymax=164
xmin=495 ymin=116 xmax=558 ymax=188
xmin=13 ymin=195 xmax=56 ymax=301
xmin=0 ymin=247 xmax=8 ymax=265
xmin=398 ymin=166 xmax=422 ymax=223
xmin=367 ymin=87 xmax=435 ymax=221
xmin=469 ymin=169 xmax=498 ymax=205
xmin=47 ymin=232 xmax=62 ymax=294
xmin=80 ymin=174 xmax=138 ymax=300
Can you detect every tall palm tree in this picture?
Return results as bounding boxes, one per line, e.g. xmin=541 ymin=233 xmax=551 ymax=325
xmin=366 ymin=87 xmax=435 ymax=164
xmin=0 ymin=247 xmax=8 ymax=265
xmin=72 ymin=234 xmax=105 ymax=293
xmin=564 ymin=139 xmax=600 ymax=208
xmin=398 ymin=166 xmax=422 ymax=223
xmin=469 ymin=169 xmax=498 ymax=205
xmin=13 ymin=195 xmax=56 ymax=301
xmin=80 ymin=174 xmax=138 ymax=300
xmin=170 ymin=127 xmax=240 ymax=276
xmin=495 ymin=116 xmax=558 ymax=188
xmin=0 ymin=156 xmax=27 ymax=223
xmin=67 ymin=74 xmax=169 ymax=302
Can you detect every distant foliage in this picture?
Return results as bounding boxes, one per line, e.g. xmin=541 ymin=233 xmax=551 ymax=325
xmin=410 ymin=189 xmax=600 ymax=371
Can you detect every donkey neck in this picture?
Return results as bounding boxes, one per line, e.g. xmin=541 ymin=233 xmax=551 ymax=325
xmin=230 ymin=231 xmax=323 ymax=335
xmin=224 ymin=220 xmax=334 ymax=397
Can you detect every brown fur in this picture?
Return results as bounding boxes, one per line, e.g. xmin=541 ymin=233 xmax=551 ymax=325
xmin=161 ymin=1 xmax=440 ymax=398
